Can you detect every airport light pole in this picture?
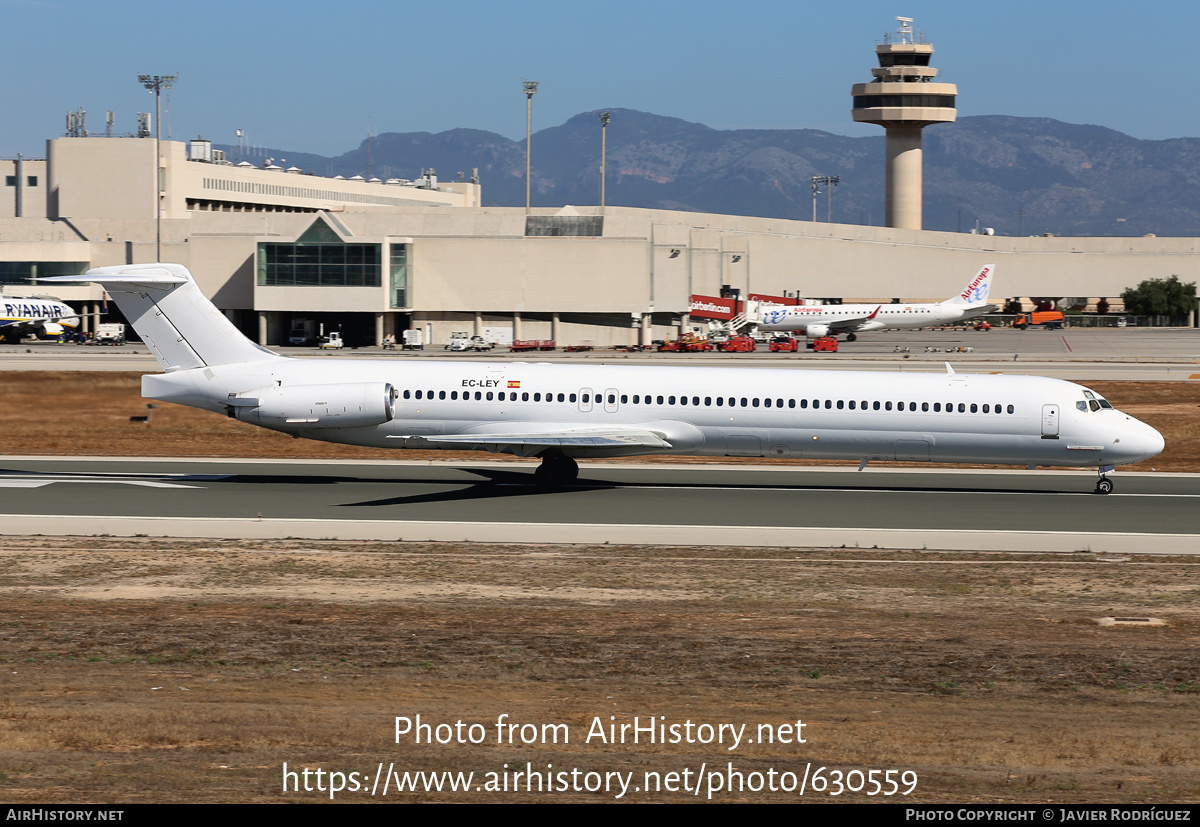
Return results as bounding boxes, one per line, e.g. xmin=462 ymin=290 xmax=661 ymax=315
xmin=138 ymin=73 xmax=178 ymax=261
xmin=811 ymin=175 xmax=840 ymax=223
xmin=599 ymin=111 xmax=611 ymax=208
xmin=524 ymin=80 xmax=538 ymax=213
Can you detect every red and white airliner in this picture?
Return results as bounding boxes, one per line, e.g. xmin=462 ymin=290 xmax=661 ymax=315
xmin=758 ymin=264 xmax=996 ymax=341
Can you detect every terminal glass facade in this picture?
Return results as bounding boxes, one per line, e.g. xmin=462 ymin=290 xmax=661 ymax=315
xmin=389 ymin=243 xmax=409 ymax=308
xmin=0 ymin=261 xmax=89 ymax=286
xmin=257 ymin=242 xmax=382 ymax=287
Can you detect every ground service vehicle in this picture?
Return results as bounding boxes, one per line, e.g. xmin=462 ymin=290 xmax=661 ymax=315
xmin=1012 ymin=311 xmax=1065 ymax=330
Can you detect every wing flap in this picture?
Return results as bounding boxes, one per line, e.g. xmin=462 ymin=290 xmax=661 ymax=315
xmin=388 ymin=427 xmax=672 ymax=452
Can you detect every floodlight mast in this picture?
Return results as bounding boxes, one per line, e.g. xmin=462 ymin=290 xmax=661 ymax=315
xmin=138 ymin=73 xmax=178 ymax=261
xmin=523 ymin=80 xmax=538 ymax=213
xmin=599 ymin=111 xmax=611 ymax=209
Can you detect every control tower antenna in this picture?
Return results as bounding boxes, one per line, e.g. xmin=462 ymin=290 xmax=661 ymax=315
xmin=851 ymin=17 xmax=957 ymax=230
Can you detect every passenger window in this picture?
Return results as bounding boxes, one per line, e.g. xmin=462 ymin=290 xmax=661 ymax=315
xmin=403 ymin=390 xmax=411 ymax=399
xmin=788 ymin=399 xmax=795 ymax=408
xmin=836 ymin=400 xmax=844 ymax=410
xmin=487 ymin=392 xmax=494 ymax=401
xmin=1007 ymin=405 xmax=1015 ymax=414
xmin=885 ymin=401 xmax=892 ymax=411
xmin=958 ymin=403 xmax=965 ymax=413
xmin=970 ymin=403 xmax=977 ymax=413
xmin=824 ymin=400 xmax=832 ymax=409
xmin=922 ymin=402 xmax=929 ymax=412
xmin=933 ymin=403 xmax=940 ymax=412
xmin=475 ymin=391 xmax=482 ymax=400
xmin=569 ymin=393 xmax=577 ymax=403
xmin=440 ymin=391 xmax=446 ymax=400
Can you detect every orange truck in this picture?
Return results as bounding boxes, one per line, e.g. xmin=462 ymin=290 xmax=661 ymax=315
xmin=1012 ymin=311 xmax=1065 ymax=330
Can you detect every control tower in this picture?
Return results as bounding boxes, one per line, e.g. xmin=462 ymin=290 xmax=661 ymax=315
xmin=851 ymin=17 xmax=957 ymax=230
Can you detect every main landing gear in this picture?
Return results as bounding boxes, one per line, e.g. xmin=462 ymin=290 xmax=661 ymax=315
xmin=1094 ymin=465 xmax=1116 ymax=495
xmin=534 ymin=450 xmax=579 ymax=489
xmin=845 ymin=333 xmax=857 ymax=342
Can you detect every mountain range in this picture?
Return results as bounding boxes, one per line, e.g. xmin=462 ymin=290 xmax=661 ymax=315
xmin=222 ymin=109 xmax=1200 ymax=237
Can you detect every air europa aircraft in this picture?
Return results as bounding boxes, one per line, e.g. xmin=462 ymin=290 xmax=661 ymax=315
xmin=758 ymin=264 xmax=997 ymax=341
xmin=0 ymin=294 xmax=79 ymax=343
xmin=48 ymin=264 xmax=1161 ymax=494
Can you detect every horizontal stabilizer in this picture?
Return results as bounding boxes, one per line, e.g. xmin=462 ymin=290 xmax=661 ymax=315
xmin=44 ymin=264 xmax=278 ymax=371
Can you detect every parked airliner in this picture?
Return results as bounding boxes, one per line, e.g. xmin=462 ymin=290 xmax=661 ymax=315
xmin=758 ymin=264 xmax=996 ymax=341
xmin=1 ymin=294 xmax=79 ymax=343
xmin=48 ymin=264 xmax=1161 ymax=494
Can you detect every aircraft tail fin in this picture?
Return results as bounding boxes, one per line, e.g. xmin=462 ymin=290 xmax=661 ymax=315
xmin=942 ymin=264 xmax=994 ymax=306
xmin=43 ymin=263 xmax=279 ymax=371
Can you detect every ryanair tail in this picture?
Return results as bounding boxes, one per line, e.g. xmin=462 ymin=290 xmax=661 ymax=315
xmin=941 ymin=264 xmax=994 ymax=307
xmin=44 ymin=263 xmax=278 ymax=371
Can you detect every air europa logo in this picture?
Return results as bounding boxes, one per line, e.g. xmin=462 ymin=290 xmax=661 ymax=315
xmin=960 ymin=268 xmax=991 ymax=302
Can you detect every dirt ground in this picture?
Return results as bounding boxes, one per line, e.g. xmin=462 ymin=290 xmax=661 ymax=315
xmin=1 ymin=539 xmax=1198 ymax=804
xmin=0 ymin=373 xmax=1197 ymax=804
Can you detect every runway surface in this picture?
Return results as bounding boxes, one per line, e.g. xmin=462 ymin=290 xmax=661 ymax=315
xmin=1 ymin=458 xmax=1195 ymax=553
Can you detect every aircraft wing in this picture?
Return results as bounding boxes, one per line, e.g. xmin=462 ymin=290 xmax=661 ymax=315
xmin=0 ymin=319 xmax=42 ymax=334
xmin=827 ymin=306 xmax=883 ymax=333
xmin=388 ymin=426 xmax=673 ymax=454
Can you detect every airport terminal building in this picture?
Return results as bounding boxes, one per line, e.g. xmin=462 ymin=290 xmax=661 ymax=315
xmin=2 ymin=135 xmax=1198 ymax=347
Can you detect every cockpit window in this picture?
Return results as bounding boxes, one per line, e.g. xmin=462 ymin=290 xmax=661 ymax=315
xmin=1096 ymin=396 xmax=1113 ymax=409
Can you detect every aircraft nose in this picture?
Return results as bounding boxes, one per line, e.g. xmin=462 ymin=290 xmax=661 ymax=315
xmin=1143 ymin=424 xmax=1165 ymax=462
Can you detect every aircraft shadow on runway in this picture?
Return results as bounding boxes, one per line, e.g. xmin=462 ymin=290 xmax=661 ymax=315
xmin=331 ymin=467 xmax=1080 ymax=508
xmin=0 ymin=467 xmax=1090 ymax=507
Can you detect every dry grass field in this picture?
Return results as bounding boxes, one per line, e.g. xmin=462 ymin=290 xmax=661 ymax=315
xmin=1 ymin=539 xmax=1198 ymax=804
xmin=0 ymin=372 xmax=1197 ymax=803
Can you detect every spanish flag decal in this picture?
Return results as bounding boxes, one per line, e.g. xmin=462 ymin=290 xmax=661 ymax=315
xmin=508 ymin=380 xmax=520 ymax=388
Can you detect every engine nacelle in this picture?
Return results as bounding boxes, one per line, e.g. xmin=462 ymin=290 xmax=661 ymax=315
xmin=804 ymin=324 xmax=830 ymax=339
xmin=232 ymin=382 xmax=397 ymax=430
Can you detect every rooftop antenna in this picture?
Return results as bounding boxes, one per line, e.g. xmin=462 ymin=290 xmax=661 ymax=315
xmin=105 ymin=111 xmax=114 ymax=138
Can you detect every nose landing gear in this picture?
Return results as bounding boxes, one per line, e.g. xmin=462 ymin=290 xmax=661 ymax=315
xmin=1094 ymin=465 xmax=1115 ymax=495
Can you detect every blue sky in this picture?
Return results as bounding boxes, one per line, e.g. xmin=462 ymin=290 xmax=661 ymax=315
xmin=3 ymin=0 xmax=1197 ymax=158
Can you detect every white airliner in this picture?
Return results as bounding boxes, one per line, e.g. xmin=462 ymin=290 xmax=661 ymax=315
xmin=47 ymin=264 xmax=1161 ymax=495
xmin=758 ymin=264 xmax=997 ymax=341
xmin=0 ymin=294 xmax=79 ymax=343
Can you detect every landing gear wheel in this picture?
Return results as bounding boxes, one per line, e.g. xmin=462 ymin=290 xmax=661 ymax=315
xmin=1095 ymin=477 xmax=1114 ymax=495
xmin=846 ymin=333 xmax=857 ymax=342
xmin=534 ymin=452 xmax=579 ymax=489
